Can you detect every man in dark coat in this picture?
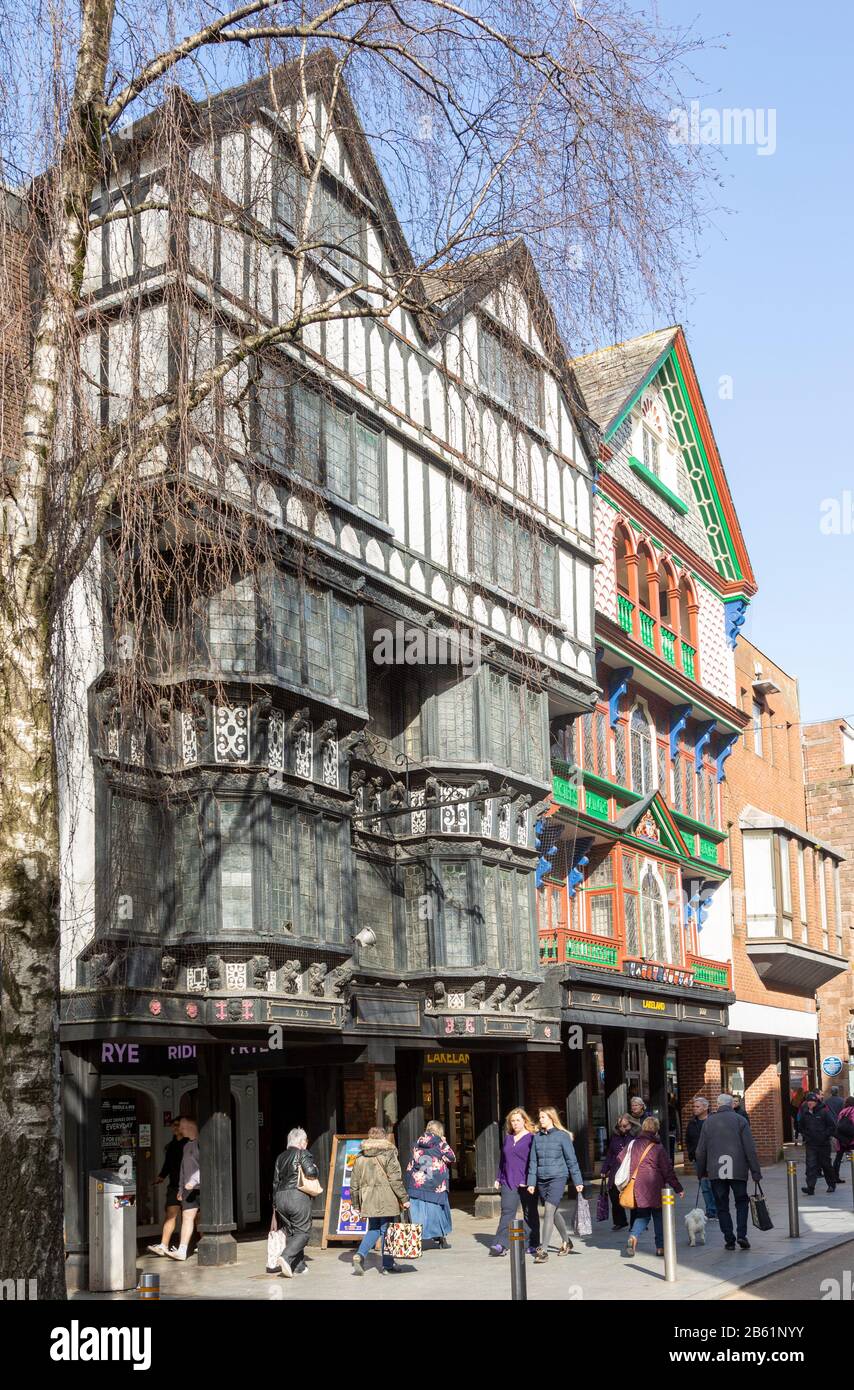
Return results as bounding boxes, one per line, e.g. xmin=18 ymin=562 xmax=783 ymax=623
xmin=825 ymin=1087 xmax=844 ymax=1120
xmin=695 ymin=1095 xmax=762 ymax=1250
xmin=799 ymin=1092 xmax=837 ymax=1195
xmin=684 ymin=1096 xmax=716 ymax=1218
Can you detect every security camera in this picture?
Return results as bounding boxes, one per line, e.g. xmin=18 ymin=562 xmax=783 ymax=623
xmin=354 ymin=926 xmax=376 ymax=948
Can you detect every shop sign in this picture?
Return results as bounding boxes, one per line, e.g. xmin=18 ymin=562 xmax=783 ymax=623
xmin=425 ymin=1051 xmax=470 ymax=1066
xmin=641 ymin=999 xmax=666 ymax=1012
xmin=623 ymin=960 xmax=694 ymax=989
xmin=627 ymin=993 xmax=677 ymax=1018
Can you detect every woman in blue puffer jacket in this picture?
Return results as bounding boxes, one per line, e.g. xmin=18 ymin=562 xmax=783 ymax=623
xmin=526 ymin=1106 xmax=584 ymax=1262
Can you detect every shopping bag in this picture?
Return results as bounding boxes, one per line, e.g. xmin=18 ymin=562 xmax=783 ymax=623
xmin=383 ymin=1211 xmax=423 ymax=1260
xmin=613 ymin=1142 xmax=634 ymax=1190
xmin=749 ymin=1182 xmax=773 ymax=1232
xmin=266 ymin=1208 xmax=286 ymax=1272
xmin=574 ymin=1194 xmax=592 ymax=1237
xmin=596 ymin=1178 xmax=609 ymax=1223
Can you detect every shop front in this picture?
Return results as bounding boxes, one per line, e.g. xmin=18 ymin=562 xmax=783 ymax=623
xmin=561 ymin=966 xmax=732 ymax=1176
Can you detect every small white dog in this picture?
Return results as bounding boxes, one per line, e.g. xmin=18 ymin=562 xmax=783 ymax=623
xmin=684 ymin=1207 xmax=708 ymax=1246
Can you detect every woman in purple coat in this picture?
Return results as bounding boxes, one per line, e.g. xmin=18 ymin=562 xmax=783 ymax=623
xmin=600 ymin=1113 xmax=635 ymax=1231
xmin=619 ymin=1117 xmax=684 ymax=1257
xmin=489 ymin=1108 xmax=540 ymax=1256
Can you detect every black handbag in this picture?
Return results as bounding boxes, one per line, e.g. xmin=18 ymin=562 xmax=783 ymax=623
xmin=749 ymin=1181 xmax=773 ymax=1231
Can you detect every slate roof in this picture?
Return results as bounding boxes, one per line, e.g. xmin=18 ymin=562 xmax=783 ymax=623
xmin=570 ymin=327 xmax=678 ymax=434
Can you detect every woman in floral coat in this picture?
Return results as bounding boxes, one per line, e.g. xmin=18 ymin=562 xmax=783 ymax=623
xmin=405 ymin=1120 xmax=456 ymax=1248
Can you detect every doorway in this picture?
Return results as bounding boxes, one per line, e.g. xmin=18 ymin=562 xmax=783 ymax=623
xmin=422 ymin=1069 xmax=475 ymax=1186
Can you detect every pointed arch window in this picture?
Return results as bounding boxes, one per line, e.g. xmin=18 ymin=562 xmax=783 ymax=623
xmin=630 ymin=705 xmax=654 ymax=794
xmin=640 ymin=866 xmax=667 ymax=961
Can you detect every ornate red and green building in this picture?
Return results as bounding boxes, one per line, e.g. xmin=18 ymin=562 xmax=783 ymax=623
xmin=537 ymin=326 xmax=757 ymax=1171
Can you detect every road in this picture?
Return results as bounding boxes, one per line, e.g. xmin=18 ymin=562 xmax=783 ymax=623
xmin=723 ymin=1238 xmax=854 ymax=1301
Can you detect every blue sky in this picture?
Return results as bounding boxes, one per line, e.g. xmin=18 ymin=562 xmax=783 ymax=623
xmin=645 ymin=1 xmax=854 ymax=721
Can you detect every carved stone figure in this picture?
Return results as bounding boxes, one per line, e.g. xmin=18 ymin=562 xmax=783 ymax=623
xmin=465 ymin=981 xmax=486 ymax=1009
xmin=285 ymin=707 xmax=310 ymax=742
xmin=205 ymin=954 xmax=224 ymax=991
xmin=501 ymin=986 xmax=523 ymax=1012
xmin=156 ymin=698 xmax=173 ymax=741
xmin=226 ymin=998 xmax=243 ymax=1021
xmin=425 ymin=981 xmax=446 ymax=1013
xmin=519 ymin=985 xmax=540 ymax=1012
xmin=329 ymin=963 xmax=356 ymax=997
xmin=281 ymin=960 xmax=301 ymax=995
xmin=254 ymin=693 xmax=273 ymax=726
xmin=316 ymin=717 xmax=337 ymax=743
xmin=250 ymin=955 xmax=270 ymax=990
xmin=160 ymin=955 xmax=178 ymax=990
xmin=190 ymin=690 xmax=207 ymax=730
xmin=307 ymin=962 xmax=328 ymax=997
xmin=484 ymin=983 xmax=507 ymax=1011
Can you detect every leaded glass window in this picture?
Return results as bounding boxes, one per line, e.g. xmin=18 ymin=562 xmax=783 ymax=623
xmin=665 ymin=868 xmax=682 ymax=964
xmin=517 ymin=875 xmax=534 ymax=970
xmin=657 ymin=741 xmax=668 ymax=799
xmin=498 ymin=868 xmax=516 ymax=969
xmin=173 ymin=804 xmax=200 ymax=938
xmin=219 ymin=801 xmax=253 ymax=931
xmin=630 ymin=707 xmax=653 ymax=793
xmin=355 ymin=421 xmax=382 ymax=515
xmin=640 ymin=866 xmax=666 ymax=961
xmin=590 ymin=894 xmax=613 ymax=937
xmin=614 ymin=724 xmax=628 ymax=787
xmin=267 ymin=570 xmax=301 ymax=683
xmin=292 ymin=383 xmax=321 ymax=482
xmin=624 ymin=891 xmax=639 ymax=956
xmin=209 ymin=578 xmax=256 ymax=673
xmin=436 ymin=674 xmax=476 ymax=760
xmin=482 ymin=866 xmax=499 ymax=966
xmin=442 ymin=862 xmax=473 ymax=966
xmin=403 ymin=864 xmax=429 ymax=970
xmin=331 ymin=598 xmax=359 ymax=707
xmin=685 ymin=763 xmax=696 ymax=818
xmin=357 ymin=859 xmax=394 ymax=968
xmin=111 ymin=797 xmax=161 ymax=935
xmin=271 ymin=803 xmax=294 ymax=931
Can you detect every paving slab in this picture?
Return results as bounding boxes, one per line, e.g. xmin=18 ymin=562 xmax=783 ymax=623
xmin=72 ymin=1153 xmax=854 ymax=1302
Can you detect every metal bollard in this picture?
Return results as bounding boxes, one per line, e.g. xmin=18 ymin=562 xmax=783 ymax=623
xmin=138 ymin=1272 xmax=160 ymax=1301
xmin=849 ymin=1152 xmax=854 ymax=1208
xmin=509 ymin=1219 xmax=528 ymax=1302
xmin=661 ymin=1186 xmax=677 ymax=1284
xmin=786 ymin=1160 xmax=800 ymax=1238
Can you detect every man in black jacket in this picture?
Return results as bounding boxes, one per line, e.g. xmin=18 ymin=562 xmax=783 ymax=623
xmin=799 ymin=1093 xmax=837 ymax=1195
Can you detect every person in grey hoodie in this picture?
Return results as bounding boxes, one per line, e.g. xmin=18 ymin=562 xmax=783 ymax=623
xmin=695 ymin=1095 xmax=762 ymax=1251
xmin=167 ymin=1117 xmax=200 ymax=1261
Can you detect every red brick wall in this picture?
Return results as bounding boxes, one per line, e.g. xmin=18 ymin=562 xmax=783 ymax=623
xmin=804 ymin=720 xmax=854 ymax=1089
xmin=342 ymin=1065 xmax=378 ymax=1132
xmin=742 ymin=1037 xmax=784 ymax=1164
xmin=524 ymin=1052 xmax=568 ymax=1120
xmin=677 ymin=1037 xmax=721 ymax=1136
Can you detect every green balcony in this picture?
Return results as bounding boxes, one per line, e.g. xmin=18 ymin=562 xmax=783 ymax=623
xmin=698 ymin=836 xmax=719 ymax=865
xmin=681 ymin=641 xmax=696 ymax=680
xmin=639 ymin=610 xmax=655 ymax=650
xmin=617 ymin=593 xmax=634 ymax=636
xmin=565 ymin=935 xmax=619 ymax=968
xmin=661 ymin=627 xmax=677 ymax=666
xmin=553 ymin=774 xmax=580 ymax=809
xmin=691 ymin=961 xmax=729 ymax=989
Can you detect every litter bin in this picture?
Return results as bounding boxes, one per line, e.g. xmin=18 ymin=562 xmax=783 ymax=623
xmin=89 ymin=1170 xmax=137 ymax=1291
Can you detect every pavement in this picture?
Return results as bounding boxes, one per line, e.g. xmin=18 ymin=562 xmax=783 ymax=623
xmin=73 ymin=1150 xmax=854 ymax=1302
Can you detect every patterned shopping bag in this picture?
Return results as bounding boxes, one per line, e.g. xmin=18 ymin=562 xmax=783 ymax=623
xmin=383 ymin=1212 xmax=423 ymax=1260
xmin=574 ymin=1194 xmax=592 ymax=1237
xmin=596 ymin=1178 xmax=609 ymax=1223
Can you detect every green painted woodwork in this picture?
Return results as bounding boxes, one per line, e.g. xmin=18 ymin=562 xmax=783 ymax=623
xmin=661 ymin=627 xmax=677 ymax=665
xmin=553 ymin=774 xmax=580 ymax=809
xmin=639 ymin=610 xmax=655 ymax=649
xmin=585 ymin=789 xmax=610 ymax=820
xmin=691 ymin=962 xmax=729 ymax=988
xmin=628 ymin=455 xmax=690 ymax=514
xmin=681 ymin=641 xmax=696 ymax=679
xmin=617 ymin=594 xmax=634 ymax=635
xmin=698 ymin=836 xmax=719 ymax=864
xmin=565 ymin=935 xmax=618 ymax=967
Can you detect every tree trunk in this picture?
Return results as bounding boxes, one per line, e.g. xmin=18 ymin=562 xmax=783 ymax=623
xmin=0 ymin=590 xmax=65 ymax=1298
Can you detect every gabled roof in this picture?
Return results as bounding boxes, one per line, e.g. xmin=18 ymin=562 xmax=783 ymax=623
xmin=571 ymin=327 xmax=678 ymax=436
xmin=115 ymin=55 xmax=600 ymax=468
xmin=569 ymin=326 xmax=756 ymax=595
xmin=612 ymin=789 xmax=692 ymax=860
